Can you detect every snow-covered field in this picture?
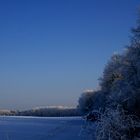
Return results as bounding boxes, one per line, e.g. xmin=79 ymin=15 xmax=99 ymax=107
xmin=0 ymin=116 xmax=89 ymax=140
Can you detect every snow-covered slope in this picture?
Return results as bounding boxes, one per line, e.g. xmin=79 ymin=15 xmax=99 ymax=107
xmin=0 ymin=116 xmax=88 ymax=140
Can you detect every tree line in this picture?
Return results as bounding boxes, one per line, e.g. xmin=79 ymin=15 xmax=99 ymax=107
xmin=77 ymin=12 xmax=140 ymax=140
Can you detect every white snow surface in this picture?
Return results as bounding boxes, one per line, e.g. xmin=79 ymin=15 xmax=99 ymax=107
xmin=0 ymin=116 xmax=89 ymax=140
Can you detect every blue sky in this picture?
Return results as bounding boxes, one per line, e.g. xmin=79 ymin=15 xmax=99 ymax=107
xmin=0 ymin=0 xmax=140 ymax=110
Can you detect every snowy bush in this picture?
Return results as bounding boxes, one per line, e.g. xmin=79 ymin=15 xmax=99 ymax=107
xmin=95 ymin=106 xmax=140 ymax=140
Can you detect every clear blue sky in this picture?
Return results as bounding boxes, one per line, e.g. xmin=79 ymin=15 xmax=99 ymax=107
xmin=0 ymin=0 xmax=140 ymax=110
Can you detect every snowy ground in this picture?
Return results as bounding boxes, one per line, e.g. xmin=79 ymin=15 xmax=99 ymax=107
xmin=0 ymin=116 xmax=92 ymax=140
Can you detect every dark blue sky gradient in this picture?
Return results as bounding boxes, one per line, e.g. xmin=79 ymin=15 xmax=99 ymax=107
xmin=0 ymin=0 xmax=140 ymax=110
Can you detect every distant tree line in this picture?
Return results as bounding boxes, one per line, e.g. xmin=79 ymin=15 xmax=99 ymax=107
xmin=16 ymin=107 xmax=80 ymax=117
xmin=0 ymin=107 xmax=81 ymax=117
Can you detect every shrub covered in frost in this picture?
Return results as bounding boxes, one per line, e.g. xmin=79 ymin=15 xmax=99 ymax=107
xmin=95 ymin=106 xmax=140 ymax=140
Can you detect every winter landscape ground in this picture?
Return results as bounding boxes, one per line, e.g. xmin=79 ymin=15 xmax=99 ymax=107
xmin=0 ymin=116 xmax=93 ymax=140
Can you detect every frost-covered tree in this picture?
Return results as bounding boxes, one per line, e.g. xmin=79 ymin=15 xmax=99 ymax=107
xmin=83 ymin=12 xmax=140 ymax=140
xmin=115 ymin=47 xmax=140 ymax=115
xmin=100 ymin=54 xmax=123 ymax=94
xmin=91 ymin=91 xmax=107 ymax=112
xmin=78 ymin=90 xmax=96 ymax=114
xmin=78 ymin=90 xmax=107 ymax=115
xmin=98 ymin=15 xmax=140 ymax=115
xmin=107 ymin=23 xmax=140 ymax=115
